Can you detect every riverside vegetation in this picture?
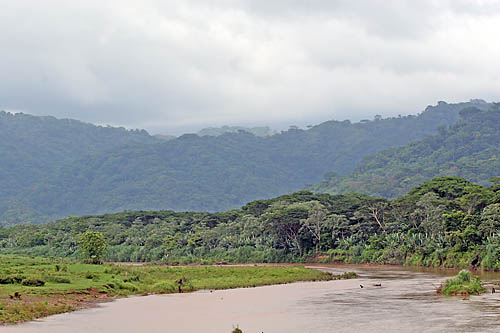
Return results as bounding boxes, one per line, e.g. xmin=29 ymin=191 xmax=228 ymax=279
xmin=0 ymin=255 xmax=335 ymax=324
xmin=2 ymin=176 xmax=500 ymax=270
xmin=438 ymin=270 xmax=485 ymax=296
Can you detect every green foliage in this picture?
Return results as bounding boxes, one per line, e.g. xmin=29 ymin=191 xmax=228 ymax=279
xmin=480 ymin=204 xmax=500 ymax=238
xmin=1 ymin=100 xmax=479 ymax=225
xmin=21 ymin=278 xmax=45 ymax=287
xmin=79 ymin=231 xmax=108 ymax=264
xmin=332 ymin=272 xmax=358 ymax=280
xmin=314 ymin=106 xmax=500 ymax=198
xmin=44 ymin=275 xmax=71 ymax=284
xmin=440 ymin=270 xmax=485 ymax=296
xmin=1 ymin=177 xmax=500 ymax=272
xmin=0 ymin=275 xmax=24 ymax=284
xmin=0 ymin=111 xmax=155 ymax=225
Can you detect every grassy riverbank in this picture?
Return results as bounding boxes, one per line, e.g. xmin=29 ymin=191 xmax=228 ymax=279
xmin=0 ymin=255 xmax=336 ymax=324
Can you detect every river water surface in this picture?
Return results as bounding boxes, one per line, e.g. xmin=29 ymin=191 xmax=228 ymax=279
xmin=4 ymin=265 xmax=500 ymax=333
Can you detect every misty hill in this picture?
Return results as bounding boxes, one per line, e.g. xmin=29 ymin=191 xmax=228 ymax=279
xmin=312 ymin=104 xmax=500 ymax=198
xmin=0 ymin=100 xmax=487 ymax=225
xmin=0 ymin=111 xmax=156 ymax=207
xmin=197 ymin=125 xmax=277 ymax=137
xmin=153 ymin=134 xmax=176 ymax=141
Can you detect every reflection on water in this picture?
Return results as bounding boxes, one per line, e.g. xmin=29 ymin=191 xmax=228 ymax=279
xmin=4 ymin=265 xmax=500 ymax=333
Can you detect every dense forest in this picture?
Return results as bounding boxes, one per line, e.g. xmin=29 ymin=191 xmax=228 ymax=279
xmin=2 ymin=177 xmax=500 ymax=270
xmin=0 ymin=112 xmax=156 ymax=224
xmin=0 ymin=100 xmax=485 ymax=225
xmin=313 ymin=104 xmax=500 ymax=198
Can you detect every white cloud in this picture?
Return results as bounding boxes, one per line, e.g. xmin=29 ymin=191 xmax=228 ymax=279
xmin=0 ymin=0 xmax=499 ymax=134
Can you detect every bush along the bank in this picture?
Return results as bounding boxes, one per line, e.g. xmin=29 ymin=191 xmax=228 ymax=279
xmin=438 ymin=270 xmax=485 ymax=296
xmin=332 ymin=272 xmax=358 ymax=280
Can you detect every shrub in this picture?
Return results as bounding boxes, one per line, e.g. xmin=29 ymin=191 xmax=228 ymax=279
xmin=151 ymin=281 xmax=177 ymax=293
xmin=335 ymin=272 xmax=358 ymax=280
xmin=0 ymin=275 xmax=25 ymax=284
xmin=47 ymin=276 xmax=71 ymax=284
xmin=116 ymin=281 xmax=138 ymax=292
xmin=123 ymin=274 xmax=140 ymax=283
xmin=439 ymin=270 xmax=485 ymax=296
xmin=21 ymin=278 xmax=45 ymax=287
xmin=0 ymin=277 xmax=14 ymax=284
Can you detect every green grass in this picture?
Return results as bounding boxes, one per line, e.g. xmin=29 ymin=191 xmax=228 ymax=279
xmin=332 ymin=271 xmax=358 ymax=280
xmin=0 ymin=255 xmax=339 ymax=324
xmin=439 ymin=269 xmax=485 ymax=296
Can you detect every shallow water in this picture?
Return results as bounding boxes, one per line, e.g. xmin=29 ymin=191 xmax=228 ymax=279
xmin=4 ymin=265 xmax=500 ymax=333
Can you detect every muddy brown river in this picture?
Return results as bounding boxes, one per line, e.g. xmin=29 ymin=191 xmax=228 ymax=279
xmin=4 ymin=265 xmax=500 ymax=332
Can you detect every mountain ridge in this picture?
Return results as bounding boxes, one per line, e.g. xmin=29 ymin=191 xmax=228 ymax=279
xmin=312 ymin=103 xmax=500 ymax=198
xmin=0 ymin=100 xmax=492 ymax=225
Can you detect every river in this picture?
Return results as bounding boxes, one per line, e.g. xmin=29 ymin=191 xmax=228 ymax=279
xmin=4 ymin=265 xmax=500 ymax=332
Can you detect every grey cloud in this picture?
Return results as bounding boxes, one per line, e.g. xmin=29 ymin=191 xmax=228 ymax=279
xmin=0 ymin=1 xmax=499 ymax=134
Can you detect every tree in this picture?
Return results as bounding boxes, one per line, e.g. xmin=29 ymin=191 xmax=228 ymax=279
xmin=413 ymin=192 xmax=445 ymax=239
xmin=79 ymin=231 xmax=108 ymax=264
xmin=327 ymin=213 xmax=350 ymax=247
xmin=457 ymin=186 xmax=492 ymax=215
xmin=262 ymin=201 xmax=309 ymax=256
xmin=481 ymin=204 xmax=500 ymax=238
xmin=301 ymin=202 xmax=327 ymax=253
xmin=355 ymin=200 xmax=389 ymax=233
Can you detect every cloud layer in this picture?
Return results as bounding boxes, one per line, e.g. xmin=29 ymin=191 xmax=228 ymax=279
xmin=1 ymin=0 xmax=499 ymax=134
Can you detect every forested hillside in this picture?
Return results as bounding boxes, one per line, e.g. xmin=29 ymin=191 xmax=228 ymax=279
xmin=0 ymin=100 xmax=489 ymax=224
xmin=313 ymin=104 xmax=500 ymax=198
xmin=0 ymin=112 xmax=157 ymax=224
xmin=197 ymin=125 xmax=277 ymax=137
xmin=2 ymin=177 xmax=500 ymax=270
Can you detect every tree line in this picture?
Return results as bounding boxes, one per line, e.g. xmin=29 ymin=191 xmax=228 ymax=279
xmin=1 ymin=176 xmax=500 ymax=269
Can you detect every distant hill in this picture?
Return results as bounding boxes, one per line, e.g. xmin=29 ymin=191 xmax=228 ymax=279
xmin=0 ymin=112 xmax=155 ymax=168
xmin=153 ymin=134 xmax=177 ymax=141
xmin=197 ymin=125 xmax=277 ymax=137
xmin=0 ymin=100 xmax=491 ymax=225
xmin=0 ymin=112 xmax=157 ymax=223
xmin=312 ymin=103 xmax=500 ymax=198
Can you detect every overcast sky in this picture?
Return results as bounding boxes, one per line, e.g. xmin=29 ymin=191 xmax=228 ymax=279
xmin=1 ymin=1 xmax=500 ymax=135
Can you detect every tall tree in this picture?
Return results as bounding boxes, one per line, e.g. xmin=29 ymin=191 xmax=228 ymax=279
xmin=301 ymin=202 xmax=327 ymax=253
xmin=79 ymin=231 xmax=108 ymax=264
